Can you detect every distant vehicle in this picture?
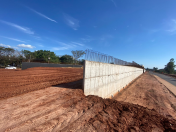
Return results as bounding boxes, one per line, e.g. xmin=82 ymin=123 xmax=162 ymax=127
xmin=5 ymin=66 xmax=17 ymax=69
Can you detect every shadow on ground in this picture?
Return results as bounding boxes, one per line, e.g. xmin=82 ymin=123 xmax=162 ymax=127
xmin=53 ymin=79 xmax=83 ymax=90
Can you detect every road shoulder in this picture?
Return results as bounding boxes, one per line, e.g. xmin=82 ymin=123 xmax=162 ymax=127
xmin=153 ymin=75 xmax=176 ymax=97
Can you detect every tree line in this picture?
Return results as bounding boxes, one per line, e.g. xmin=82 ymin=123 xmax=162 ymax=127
xmin=0 ymin=46 xmax=85 ymax=67
xmin=146 ymin=58 xmax=176 ymax=74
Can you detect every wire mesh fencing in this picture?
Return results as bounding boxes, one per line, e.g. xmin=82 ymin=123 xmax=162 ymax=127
xmin=84 ymin=49 xmax=142 ymax=67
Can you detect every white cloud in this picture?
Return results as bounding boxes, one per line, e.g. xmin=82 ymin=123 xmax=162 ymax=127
xmin=71 ymin=42 xmax=84 ymax=46
xmin=0 ymin=43 xmax=19 ymax=49
xmin=56 ymin=41 xmax=70 ymax=46
xmin=111 ymin=0 xmax=117 ymax=7
xmin=55 ymin=41 xmax=73 ymax=50
xmin=17 ymin=44 xmax=35 ymax=49
xmin=63 ymin=13 xmax=79 ymax=30
xmin=0 ymin=36 xmax=25 ymax=42
xmin=0 ymin=20 xmax=34 ymax=34
xmin=53 ymin=41 xmax=85 ymax=51
xmin=52 ymin=47 xmax=69 ymax=51
xmin=27 ymin=7 xmax=57 ymax=23
xmin=0 ymin=43 xmax=11 ymax=48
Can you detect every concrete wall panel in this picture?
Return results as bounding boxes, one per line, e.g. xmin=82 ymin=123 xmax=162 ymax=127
xmin=84 ymin=60 xmax=143 ymax=98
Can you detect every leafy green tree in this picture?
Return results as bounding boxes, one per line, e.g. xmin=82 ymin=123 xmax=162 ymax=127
xmin=164 ymin=58 xmax=176 ymax=74
xmin=0 ymin=46 xmax=25 ymax=67
xmin=79 ymin=59 xmax=85 ymax=65
xmin=158 ymin=69 xmax=165 ymax=74
xmin=71 ymin=50 xmax=85 ymax=65
xmin=153 ymin=67 xmax=158 ymax=72
xmin=1 ymin=46 xmax=66 ymax=67
xmin=49 ymin=52 xmax=60 ymax=63
xmin=21 ymin=50 xmax=32 ymax=62
xmin=5 ymin=48 xmax=15 ymax=56
xmin=31 ymin=50 xmax=59 ymax=63
xmin=60 ymin=55 xmax=73 ymax=64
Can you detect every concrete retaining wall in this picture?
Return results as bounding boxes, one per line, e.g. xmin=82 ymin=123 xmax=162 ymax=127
xmin=83 ymin=60 xmax=144 ymax=98
xmin=22 ymin=62 xmax=82 ymax=70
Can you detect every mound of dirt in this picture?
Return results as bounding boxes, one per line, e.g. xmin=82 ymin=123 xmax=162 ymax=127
xmin=115 ymin=72 xmax=176 ymax=120
xmin=1 ymin=86 xmax=176 ymax=132
xmin=65 ymin=95 xmax=176 ymax=132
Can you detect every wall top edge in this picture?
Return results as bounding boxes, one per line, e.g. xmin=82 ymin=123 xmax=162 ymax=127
xmin=85 ymin=60 xmax=144 ymax=69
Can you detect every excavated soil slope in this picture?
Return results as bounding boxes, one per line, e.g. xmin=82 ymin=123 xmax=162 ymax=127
xmin=0 ymin=82 xmax=176 ymax=131
xmin=1 ymin=69 xmax=176 ymax=131
xmin=115 ymin=72 xmax=176 ymax=120
xmin=0 ymin=67 xmax=83 ymax=100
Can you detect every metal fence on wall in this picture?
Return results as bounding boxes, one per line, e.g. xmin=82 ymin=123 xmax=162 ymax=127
xmin=84 ymin=49 xmax=142 ymax=67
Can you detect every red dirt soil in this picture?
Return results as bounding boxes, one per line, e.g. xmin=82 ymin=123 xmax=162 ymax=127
xmin=0 ymin=67 xmax=83 ymax=100
xmin=1 ymin=69 xmax=176 ymax=131
xmin=115 ymin=72 xmax=176 ymax=120
xmin=0 ymin=86 xmax=176 ymax=132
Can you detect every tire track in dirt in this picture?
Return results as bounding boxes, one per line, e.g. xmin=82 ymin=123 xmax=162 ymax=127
xmin=1 ymin=86 xmax=176 ymax=131
xmin=1 ymin=69 xmax=176 ymax=131
xmin=0 ymin=67 xmax=83 ymax=100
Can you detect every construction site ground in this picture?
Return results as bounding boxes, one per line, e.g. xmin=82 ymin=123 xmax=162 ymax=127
xmin=115 ymin=72 xmax=176 ymax=120
xmin=0 ymin=67 xmax=83 ymax=100
xmin=0 ymin=69 xmax=176 ymax=131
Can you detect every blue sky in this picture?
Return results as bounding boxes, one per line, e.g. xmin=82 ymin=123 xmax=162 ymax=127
xmin=0 ymin=0 xmax=176 ymax=69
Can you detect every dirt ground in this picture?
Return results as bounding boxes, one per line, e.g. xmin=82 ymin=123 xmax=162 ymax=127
xmin=0 ymin=74 xmax=176 ymax=132
xmin=1 ymin=69 xmax=176 ymax=131
xmin=115 ymin=72 xmax=176 ymax=120
xmin=0 ymin=67 xmax=83 ymax=100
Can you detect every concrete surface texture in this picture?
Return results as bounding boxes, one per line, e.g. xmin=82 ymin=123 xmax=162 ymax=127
xmin=83 ymin=60 xmax=144 ymax=98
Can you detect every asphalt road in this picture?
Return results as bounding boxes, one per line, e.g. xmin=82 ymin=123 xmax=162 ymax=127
xmin=149 ymin=71 xmax=176 ymax=87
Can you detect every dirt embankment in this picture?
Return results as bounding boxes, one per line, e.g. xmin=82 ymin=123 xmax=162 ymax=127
xmin=115 ymin=72 xmax=176 ymax=120
xmin=0 ymin=67 xmax=83 ymax=100
xmin=1 ymin=69 xmax=176 ymax=131
xmin=0 ymin=86 xmax=176 ymax=132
